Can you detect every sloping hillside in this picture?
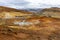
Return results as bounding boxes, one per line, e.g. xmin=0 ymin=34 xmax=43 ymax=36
xmin=0 ymin=6 xmax=31 ymax=12
xmin=0 ymin=6 xmax=60 ymax=40
xmin=40 ymin=7 xmax=60 ymax=18
xmin=0 ymin=6 xmax=33 ymax=18
xmin=0 ymin=16 xmax=60 ymax=40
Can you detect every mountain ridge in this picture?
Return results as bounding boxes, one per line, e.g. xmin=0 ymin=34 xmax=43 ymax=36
xmin=0 ymin=6 xmax=33 ymax=14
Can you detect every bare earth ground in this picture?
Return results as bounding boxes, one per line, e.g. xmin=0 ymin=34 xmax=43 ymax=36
xmin=0 ymin=17 xmax=60 ymax=40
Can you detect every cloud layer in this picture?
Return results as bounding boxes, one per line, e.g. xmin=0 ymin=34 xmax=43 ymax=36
xmin=0 ymin=0 xmax=60 ymax=9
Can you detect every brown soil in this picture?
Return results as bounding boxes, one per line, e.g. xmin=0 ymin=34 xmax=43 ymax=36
xmin=0 ymin=17 xmax=60 ymax=40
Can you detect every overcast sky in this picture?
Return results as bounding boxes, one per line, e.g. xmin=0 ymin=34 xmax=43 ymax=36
xmin=0 ymin=0 xmax=60 ymax=9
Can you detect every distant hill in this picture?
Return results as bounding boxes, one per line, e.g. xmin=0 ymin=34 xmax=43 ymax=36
xmin=40 ymin=7 xmax=60 ymax=18
xmin=42 ymin=7 xmax=60 ymax=12
xmin=25 ymin=8 xmax=42 ymax=12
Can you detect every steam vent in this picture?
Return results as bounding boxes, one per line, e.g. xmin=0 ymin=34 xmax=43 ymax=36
xmin=0 ymin=6 xmax=60 ymax=40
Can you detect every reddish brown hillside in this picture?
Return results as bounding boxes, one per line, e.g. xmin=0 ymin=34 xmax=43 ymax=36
xmin=0 ymin=6 xmax=32 ymax=14
xmin=0 ymin=17 xmax=60 ymax=40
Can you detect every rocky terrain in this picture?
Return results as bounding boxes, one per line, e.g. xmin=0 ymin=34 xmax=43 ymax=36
xmin=0 ymin=6 xmax=60 ymax=40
